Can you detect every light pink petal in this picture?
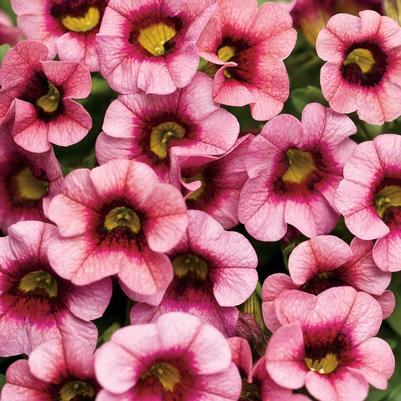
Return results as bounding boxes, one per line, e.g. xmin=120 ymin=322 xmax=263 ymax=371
xmin=41 ymin=60 xmax=91 ymax=99
xmin=64 ymin=277 xmax=112 ymax=321
xmin=376 ymin=290 xmax=395 ymax=319
xmin=239 ymin=176 xmax=286 ymax=241
xmin=47 ymin=99 xmax=92 ymax=146
xmin=373 ymin=229 xmax=401 ymax=272
xmin=346 ymin=238 xmax=391 ymax=295
xmin=117 ymin=248 xmax=174 ymax=297
xmin=288 ymin=236 xmax=352 ymax=285
xmin=355 ymin=337 xmax=395 ymax=389
xmin=265 ymin=323 xmax=307 ymax=389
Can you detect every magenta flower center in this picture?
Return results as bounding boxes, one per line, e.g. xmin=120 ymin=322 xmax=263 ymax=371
xmin=10 ymin=167 xmax=49 ymax=204
xmin=304 ymin=330 xmax=350 ymax=375
xmin=18 ymin=270 xmax=58 ymax=299
xmin=51 ymin=0 xmax=102 ymax=33
xmin=141 ymin=362 xmax=181 ymax=393
xmin=59 ymin=380 xmax=95 ymax=401
xmin=342 ymin=42 xmax=387 ymax=87
xmin=104 ymin=206 xmax=141 ymax=234
xmin=282 ymin=148 xmax=317 ymax=184
xmin=302 ymin=270 xmax=347 ymax=295
xmin=150 ymin=121 xmax=186 ymax=159
xmin=172 ymin=254 xmax=208 ymax=281
xmin=375 ymin=185 xmax=401 ymax=219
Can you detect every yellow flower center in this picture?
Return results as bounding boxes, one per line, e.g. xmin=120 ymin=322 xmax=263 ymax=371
xmin=305 ymin=353 xmax=340 ymax=375
xmin=150 ymin=121 xmax=186 ymax=159
xmin=59 ymin=381 xmax=95 ymax=401
xmin=61 ymin=7 xmax=101 ymax=33
xmin=11 ymin=168 xmax=49 ymax=202
xmin=217 ymin=45 xmax=235 ymax=62
xmin=18 ymin=270 xmax=58 ymax=299
xmin=282 ymin=148 xmax=316 ymax=184
xmin=375 ymin=185 xmax=401 ymax=218
xmin=183 ymin=173 xmax=206 ymax=201
xmin=104 ymin=207 xmax=141 ymax=234
xmin=172 ymin=253 xmax=208 ymax=281
xmin=36 ymin=82 xmax=60 ymax=114
xmin=142 ymin=363 xmax=181 ymax=392
xmin=138 ymin=23 xmax=177 ymax=56
xmin=344 ymin=48 xmax=376 ymax=74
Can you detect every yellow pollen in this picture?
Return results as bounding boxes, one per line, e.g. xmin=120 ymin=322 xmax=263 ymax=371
xmin=138 ymin=23 xmax=177 ymax=56
xmin=104 ymin=206 xmax=141 ymax=234
xmin=282 ymin=148 xmax=316 ymax=184
xmin=217 ymin=45 xmax=235 ymax=62
xmin=299 ymin=9 xmax=329 ymax=45
xmin=11 ymin=168 xmax=49 ymax=202
xmin=172 ymin=253 xmax=208 ymax=281
xmin=375 ymin=185 xmax=401 ymax=218
xmin=19 ymin=270 xmax=58 ymax=299
xmin=344 ymin=48 xmax=376 ymax=74
xmin=183 ymin=173 xmax=205 ymax=201
xmin=36 ymin=82 xmax=60 ymax=114
xmin=142 ymin=363 xmax=180 ymax=392
xmin=150 ymin=121 xmax=186 ymax=159
xmin=59 ymin=381 xmax=95 ymax=401
xmin=305 ymin=353 xmax=340 ymax=375
xmin=61 ymin=6 xmax=100 ymax=33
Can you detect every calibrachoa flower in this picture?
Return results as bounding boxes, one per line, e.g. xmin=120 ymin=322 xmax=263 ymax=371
xmin=2 ymin=334 xmax=99 ymax=401
xmin=262 ymin=235 xmax=394 ymax=332
xmin=96 ymin=0 xmax=216 ymax=95
xmin=0 ymin=10 xmax=19 ymax=46
xmin=0 ymin=40 xmax=92 ymax=153
xmin=266 ymin=287 xmax=395 ymax=401
xmin=11 ymin=0 xmax=109 ymax=71
xmin=336 ymin=134 xmax=401 ymax=272
xmin=0 ymin=128 xmax=63 ymax=232
xmin=169 ymin=134 xmax=252 ymax=229
xmin=316 ymin=10 xmax=401 ymax=125
xmin=95 ymin=312 xmax=242 ymax=401
xmin=229 ymin=337 xmax=310 ymax=401
xmin=130 ymin=210 xmax=258 ymax=336
xmin=47 ymin=159 xmax=188 ymax=302
xmin=0 ymin=221 xmax=108 ymax=356
xmin=96 ymin=73 xmax=239 ymax=183
xmin=239 ymin=102 xmax=357 ymax=241
xmin=197 ymin=0 xmax=296 ymax=121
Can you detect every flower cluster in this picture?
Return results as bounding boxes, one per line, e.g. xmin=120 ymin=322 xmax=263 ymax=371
xmin=0 ymin=1 xmax=400 ymax=401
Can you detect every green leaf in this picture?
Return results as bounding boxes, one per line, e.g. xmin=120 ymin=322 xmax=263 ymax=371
xmin=386 ymin=273 xmax=401 ymax=336
xmin=0 ymin=373 xmax=5 ymax=389
xmin=0 ymin=44 xmax=10 ymax=63
xmin=291 ymin=86 xmax=327 ymax=115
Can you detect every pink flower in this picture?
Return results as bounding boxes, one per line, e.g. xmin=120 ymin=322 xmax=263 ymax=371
xmin=229 ymin=337 xmax=311 ymax=401
xmin=262 ymin=235 xmax=394 ymax=332
xmin=197 ymin=0 xmax=296 ymax=121
xmin=0 ymin=221 xmax=109 ymax=357
xmin=47 ymin=159 xmax=188 ymax=302
xmin=130 ymin=210 xmax=258 ymax=336
xmin=11 ymin=0 xmax=108 ymax=71
xmin=96 ymin=0 xmax=216 ymax=95
xmin=0 ymin=128 xmax=63 ymax=232
xmin=96 ymin=73 xmax=239 ymax=183
xmin=336 ymin=134 xmax=401 ymax=272
xmin=0 ymin=40 xmax=92 ymax=153
xmin=316 ymin=10 xmax=401 ymax=125
xmin=2 ymin=333 xmax=99 ymax=401
xmin=0 ymin=10 xmax=19 ymax=46
xmin=239 ymin=103 xmax=357 ymax=241
xmin=95 ymin=312 xmax=242 ymax=401
xmin=169 ymin=134 xmax=252 ymax=229
xmin=266 ymin=287 xmax=395 ymax=401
